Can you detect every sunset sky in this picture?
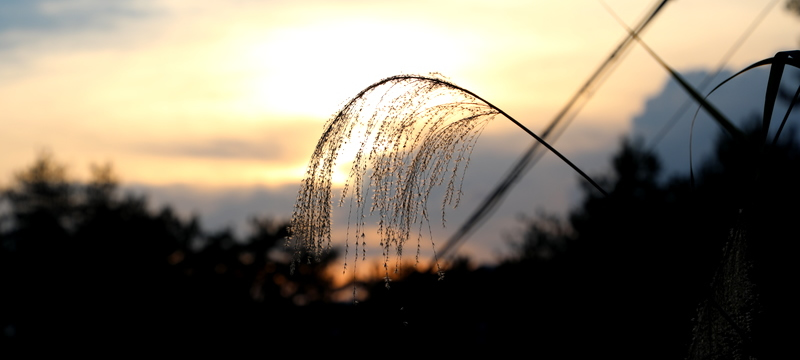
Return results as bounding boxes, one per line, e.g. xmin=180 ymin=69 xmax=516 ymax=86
xmin=1 ymin=0 xmax=798 ymax=269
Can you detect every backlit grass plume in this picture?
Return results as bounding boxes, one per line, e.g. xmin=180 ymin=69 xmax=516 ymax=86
xmin=287 ymin=73 xmax=605 ymax=281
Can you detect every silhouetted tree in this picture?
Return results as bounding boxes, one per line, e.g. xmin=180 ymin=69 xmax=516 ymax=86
xmin=0 ymin=153 xmax=335 ymax=351
xmin=503 ymin=118 xmax=800 ymax=358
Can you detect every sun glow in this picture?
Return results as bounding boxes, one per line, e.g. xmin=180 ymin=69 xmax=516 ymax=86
xmin=234 ymin=19 xmax=471 ymax=119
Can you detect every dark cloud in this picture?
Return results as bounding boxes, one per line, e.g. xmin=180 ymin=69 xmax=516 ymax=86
xmin=630 ymin=67 xmax=800 ymax=181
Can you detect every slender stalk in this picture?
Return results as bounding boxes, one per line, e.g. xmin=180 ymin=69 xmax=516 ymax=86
xmin=289 ymin=74 xmax=607 ymax=278
xmin=603 ymin=7 xmax=745 ymax=141
xmin=354 ymin=75 xmax=609 ymax=197
xmin=429 ymin=76 xmax=609 ymax=197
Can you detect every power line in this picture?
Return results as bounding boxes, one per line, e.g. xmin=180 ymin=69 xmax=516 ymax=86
xmin=645 ymin=0 xmax=780 ymax=151
xmin=433 ymin=0 xmax=671 ymax=265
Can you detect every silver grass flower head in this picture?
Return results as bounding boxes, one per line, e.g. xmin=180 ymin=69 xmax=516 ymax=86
xmin=287 ymin=74 xmax=499 ymax=275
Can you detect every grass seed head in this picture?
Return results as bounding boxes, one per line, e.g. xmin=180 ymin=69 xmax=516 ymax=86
xmin=288 ymin=74 xmax=498 ymax=277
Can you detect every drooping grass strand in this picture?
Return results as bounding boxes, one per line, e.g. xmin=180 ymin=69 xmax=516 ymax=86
xmin=288 ymin=74 xmax=607 ymax=280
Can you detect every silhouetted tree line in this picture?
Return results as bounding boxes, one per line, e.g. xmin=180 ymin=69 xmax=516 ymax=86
xmin=0 ymin=152 xmax=345 ymax=351
xmin=354 ymin=118 xmax=800 ymax=358
xmin=2 ymin=118 xmax=799 ymax=356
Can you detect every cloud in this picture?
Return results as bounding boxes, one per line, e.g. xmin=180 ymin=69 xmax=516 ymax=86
xmin=136 ymin=138 xmax=283 ymax=161
xmin=0 ymin=0 xmax=153 ymax=47
xmin=123 ymin=182 xmax=298 ymax=236
xmin=630 ymin=66 xmax=800 ymax=181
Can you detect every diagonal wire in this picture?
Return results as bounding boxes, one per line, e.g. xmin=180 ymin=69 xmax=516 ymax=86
xmin=432 ymin=0 xmax=670 ymax=266
xmin=645 ymin=0 xmax=780 ymax=151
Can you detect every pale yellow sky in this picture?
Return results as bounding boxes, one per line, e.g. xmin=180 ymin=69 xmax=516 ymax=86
xmin=0 ymin=0 xmax=797 ymax=265
xmin=2 ymin=0 xmax=795 ymax=188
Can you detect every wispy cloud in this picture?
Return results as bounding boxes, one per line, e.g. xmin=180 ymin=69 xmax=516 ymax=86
xmin=137 ymin=138 xmax=283 ymax=161
xmin=0 ymin=0 xmax=153 ymax=46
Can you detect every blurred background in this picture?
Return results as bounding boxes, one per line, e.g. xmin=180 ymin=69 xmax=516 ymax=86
xmin=1 ymin=0 xmax=800 ymax=357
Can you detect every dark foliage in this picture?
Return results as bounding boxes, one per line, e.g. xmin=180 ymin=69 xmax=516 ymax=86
xmin=0 ymin=153 xmax=337 ymax=353
xmin=353 ymin=120 xmax=800 ymax=358
xmin=3 ymin=117 xmax=799 ymax=357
